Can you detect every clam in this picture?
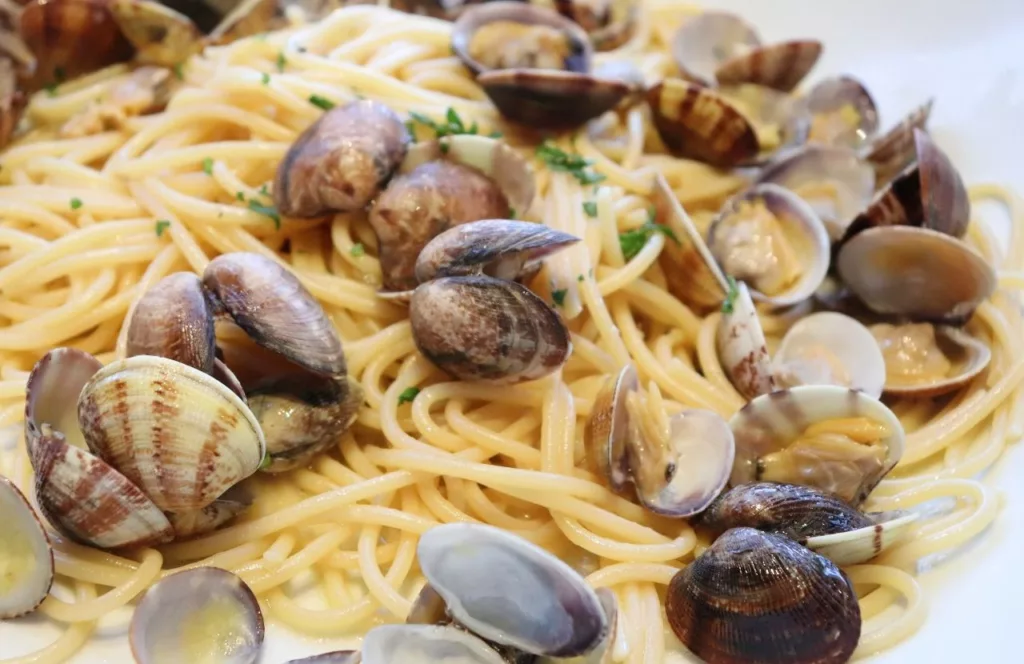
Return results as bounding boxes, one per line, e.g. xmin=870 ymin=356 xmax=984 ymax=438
xmin=0 ymin=59 xmax=26 ymax=150
xmin=406 ymin=583 xmax=448 ymax=625
xmin=671 ymin=11 xmax=821 ymax=91
xmin=286 ymin=653 xmax=361 ymax=664
xmin=130 ymin=568 xmax=264 ymax=664
xmin=665 ymin=527 xmax=861 ymax=664
xmin=652 ymin=173 xmax=731 ymax=311
xmin=583 ymin=364 xmax=638 ymax=491
xmin=126 ymin=272 xmax=215 ymax=374
xmin=716 ymin=280 xmax=775 ymax=400
xmin=452 ymin=2 xmax=631 ymax=128
xmin=863 ymin=99 xmax=934 ymax=185
xmin=59 ymin=65 xmax=172 ymax=138
xmin=804 ymin=75 xmax=880 ymax=150
xmin=756 ymin=145 xmax=876 ymax=242
xmin=409 ymin=275 xmax=570 ymax=384
xmin=362 ymin=624 xmax=505 ymax=664
xmin=0 ymin=475 xmax=53 ymax=619
xmin=552 ymin=0 xmax=639 ymax=51
xmin=707 ymin=184 xmax=830 ymax=308
xmin=729 ymin=385 xmax=904 ymax=506
xmin=538 ymin=587 xmax=619 ymax=664
xmin=772 ymin=312 xmax=886 ymax=398
xmin=414 ymin=219 xmax=579 ymax=283
xmin=837 ymin=226 xmax=996 ymax=323
xmin=700 ymin=482 xmax=918 ymax=565
xmin=418 ymin=523 xmax=607 ymax=657
xmin=647 ymin=79 xmax=807 ymax=168
xmin=165 ymin=485 xmax=253 ymax=540
xmin=844 ymin=129 xmax=969 ymax=241
xmin=371 ymin=134 xmax=533 ymax=292
xmin=274 ymin=100 xmax=411 ymax=218
xmin=871 ymin=323 xmax=992 ymax=398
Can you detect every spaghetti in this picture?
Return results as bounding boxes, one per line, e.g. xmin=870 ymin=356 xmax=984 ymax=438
xmin=0 ymin=2 xmax=1021 ymax=663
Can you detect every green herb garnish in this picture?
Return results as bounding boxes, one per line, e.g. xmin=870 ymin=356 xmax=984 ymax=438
xmin=552 ymin=289 xmax=567 ymax=307
xmin=248 ymin=200 xmax=281 ymax=229
xmin=582 ymin=201 xmax=598 ymax=218
xmin=577 ymin=274 xmax=585 ymax=282
xmin=409 ymin=107 xmax=479 ymax=140
xmin=155 ymin=220 xmax=171 ymax=237
xmin=618 ymin=221 xmax=678 ymax=261
xmin=69 ymin=198 xmax=82 ymax=210
xmin=260 ymin=72 xmax=270 ymax=85
xmin=202 ymin=157 xmax=213 ymax=175
xmin=236 ymin=191 xmax=246 ymax=201
xmin=350 ymin=243 xmax=365 ymax=257
xmin=259 ymin=183 xmax=270 ymax=196
xmin=309 ymin=95 xmax=335 ymax=110
xmin=535 ymin=142 xmax=605 ymax=186
xmin=405 ymin=121 xmax=418 ymax=143
xmin=721 ymin=276 xmax=739 ymax=314
xmin=508 ymin=208 xmax=516 ymax=219
xmin=258 ymin=453 xmax=273 ymax=470
xmin=276 ymin=52 xmax=287 ymax=72
xmin=398 ymin=387 xmax=420 ymax=405
xmin=173 ymin=63 xmax=184 ymax=81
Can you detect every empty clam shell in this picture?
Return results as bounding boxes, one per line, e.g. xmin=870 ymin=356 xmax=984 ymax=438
xmin=478 ymin=68 xmax=632 ymax=129
xmin=708 ymin=184 xmax=830 ymax=308
xmin=729 ymin=386 xmax=905 ymax=506
xmin=863 ymin=99 xmax=934 ymax=185
xmin=203 ymin=252 xmax=347 ymax=377
xmin=845 ymin=129 xmax=969 ymax=241
xmin=756 ymin=145 xmax=875 ymax=241
xmin=415 ymin=219 xmax=579 ymax=283
xmin=872 ymin=323 xmax=992 ymax=398
xmin=78 ymin=355 xmax=266 ymax=513
xmin=773 ymin=312 xmax=886 ymax=398
xmin=716 ymin=281 xmax=775 ymax=400
xmin=584 ymin=364 xmax=638 ymax=491
xmin=126 ymin=272 xmax=216 ymax=373
xmin=110 ymin=0 xmax=204 ymax=67
xmin=418 ymin=523 xmax=607 ymax=657
xmin=805 ymin=75 xmax=880 ymax=149
xmin=652 ymin=173 xmax=730 ymax=311
xmin=130 ymin=568 xmax=264 ymax=664
xmin=166 ymin=485 xmax=252 ymax=540
xmin=0 ymin=475 xmax=54 ymax=619
xmin=410 ymin=276 xmax=571 ymax=384
xmin=274 ymin=100 xmax=410 ymax=218
xmin=837 ymin=226 xmax=996 ymax=323
xmin=671 ymin=11 xmax=760 ymax=87
xmin=362 ymin=624 xmax=505 ymax=664
xmin=665 ymin=527 xmax=861 ymax=664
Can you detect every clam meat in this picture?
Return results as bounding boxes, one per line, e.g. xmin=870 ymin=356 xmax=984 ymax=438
xmin=870 ymin=323 xmax=991 ymax=398
xmin=0 ymin=475 xmax=54 ymax=619
xmin=804 ymin=75 xmax=879 ymax=150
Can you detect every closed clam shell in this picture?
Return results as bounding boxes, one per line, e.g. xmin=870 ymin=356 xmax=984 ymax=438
xmin=130 ymin=568 xmax=264 ymax=664
xmin=729 ymin=386 xmax=904 ymax=506
xmin=126 ymin=272 xmax=215 ymax=373
xmin=584 ymin=364 xmax=637 ymax=491
xmin=863 ymin=99 xmax=933 ymax=185
xmin=362 ymin=624 xmax=505 ymax=664
xmin=804 ymin=76 xmax=880 ymax=149
xmin=716 ymin=39 xmax=823 ymax=92
xmin=77 ymin=355 xmax=266 ymax=513
xmin=478 ymin=68 xmax=631 ymax=129
xmin=716 ymin=281 xmax=775 ymax=400
xmin=418 ymin=523 xmax=607 ymax=657
xmin=0 ymin=475 xmax=54 ymax=619
xmin=203 ymin=252 xmax=347 ymax=377
xmin=671 ymin=11 xmax=761 ymax=87
xmin=274 ymin=100 xmax=410 ymax=218
xmin=410 ymin=276 xmax=570 ymax=384
xmin=415 ymin=219 xmax=579 ymax=283
xmin=109 ymin=0 xmax=203 ymax=67
xmin=837 ymin=226 xmax=995 ymax=323
xmin=665 ymin=527 xmax=861 ymax=664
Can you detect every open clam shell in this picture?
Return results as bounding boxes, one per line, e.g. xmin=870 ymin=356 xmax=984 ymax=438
xmin=477 ymin=68 xmax=631 ymax=129
xmin=407 ymin=583 xmax=448 ymax=626
xmin=715 ymin=40 xmax=822 ymax=92
xmin=78 ymin=355 xmax=266 ymax=513
xmin=863 ymin=99 xmax=934 ymax=185
xmin=729 ymin=386 xmax=905 ymax=506
xmin=584 ymin=364 xmax=638 ymax=491
xmin=110 ymin=0 xmax=204 ymax=67
xmin=126 ymin=272 xmax=215 ymax=373
xmin=415 ymin=219 xmax=579 ymax=283
xmin=804 ymin=75 xmax=880 ymax=149
xmin=837 ymin=226 xmax=996 ymax=323
xmin=671 ymin=11 xmax=761 ymax=87
xmin=716 ymin=281 xmax=775 ymax=400
xmin=166 ymin=485 xmax=253 ymax=540
xmin=25 ymin=347 xmax=102 ymax=453
xmin=362 ymin=624 xmax=505 ymax=664
xmin=808 ymin=510 xmax=918 ymax=566
xmin=756 ymin=145 xmax=875 ymax=242
xmin=130 ymin=568 xmax=264 ymax=664
xmin=652 ymin=174 xmax=730 ymax=311
xmin=772 ymin=312 xmax=886 ymax=398
xmin=872 ymin=323 xmax=992 ymax=398
xmin=418 ymin=523 xmax=607 ymax=657
xmin=707 ymin=184 xmax=830 ymax=308
xmin=717 ymin=84 xmax=810 ymax=163
xmin=0 ymin=475 xmax=54 ymax=619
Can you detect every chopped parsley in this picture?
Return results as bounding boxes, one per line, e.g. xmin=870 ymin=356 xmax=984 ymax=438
xmin=258 ymin=452 xmax=273 ymax=470
xmin=350 ymin=243 xmax=365 ymax=257
xmin=618 ymin=221 xmax=679 ymax=261
xmin=405 ymin=120 xmax=418 ymax=142
xmin=582 ymin=201 xmax=598 ymax=217
xmin=508 ymin=208 xmax=516 ymax=219
xmin=155 ymin=220 xmax=171 ymax=237
xmin=202 ymin=157 xmax=213 ymax=175
xmin=276 ymin=52 xmax=287 ymax=72
xmin=535 ymin=142 xmax=605 ymax=186
xmin=577 ymin=274 xmax=585 ymax=282
xmin=259 ymin=183 xmax=270 ymax=196
xmin=45 ymin=83 xmax=59 ymax=97
xmin=236 ymin=191 xmax=246 ymax=201
xmin=722 ymin=276 xmax=739 ymax=314
xmin=247 ymin=200 xmax=281 ymax=229
xmin=409 ymin=107 xmax=480 ymax=140
xmin=309 ymin=95 xmax=335 ymax=110
xmin=552 ymin=289 xmax=567 ymax=307
xmin=398 ymin=387 xmax=420 ymax=405
xmin=260 ymin=72 xmax=271 ymax=85
xmin=173 ymin=63 xmax=184 ymax=80
xmin=69 ymin=198 xmax=82 ymax=210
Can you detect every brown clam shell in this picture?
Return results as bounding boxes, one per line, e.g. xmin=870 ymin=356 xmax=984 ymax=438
xmin=126 ymin=272 xmax=215 ymax=373
xmin=647 ymin=79 xmax=759 ymax=168
xmin=165 ymin=484 xmax=252 ymax=540
xmin=109 ymin=0 xmax=202 ymax=67
xmin=203 ymin=252 xmax=347 ymax=377
xmin=478 ymin=68 xmax=631 ymax=129
xmin=406 ymin=583 xmax=449 ymax=625
xmin=409 ymin=275 xmax=570 ymax=384
xmin=665 ymin=527 xmax=861 ymax=664
xmin=863 ymin=99 xmax=933 ymax=185
xmin=584 ymin=364 xmax=637 ymax=491
xmin=0 ymin=59 xmax=26 ymax=150
xmin=274 ymin=100 xmax=410 ymax=218
xmin=715 ymin=40 xmax=823 ymax=92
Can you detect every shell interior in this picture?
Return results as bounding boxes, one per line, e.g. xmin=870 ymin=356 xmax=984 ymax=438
xmin=876 ymin=324 xmax=992 ymax=398
xmin=538 ymin=587 xmax=619 ymax=664
xmin=417 ymin=523 xmax=606 ymax=657
xmin=670 ymin=11 xmax=761 ymax=86
xmin=584 ymin=364 xmax=638 ymax=491
xmin=805 ymin=75 xmax=880 ymax=149
xmin=0 ymin=476 xmax=54 ymax=619
xmin=130 ymin=568 xmax=265 ymax=664
xmin=25 ymin=347 xmax=102 ymax=452
xmin=362 ymin=624 xmax=505 ymax=664
xmin=806 ymin=510 xmax=919 ymax=566
xmin=717 ymin=84 xmax=810 ymax=162
xmin=716 ymin=281 xmax=775 ymax=400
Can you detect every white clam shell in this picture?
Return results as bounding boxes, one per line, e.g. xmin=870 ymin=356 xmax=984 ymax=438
xmin=584 ymin=364 xmax=638 ymax=491
xmin=78 ymin=355 xmax=266 ymax=513
xmin=362 ymin=624 xmax=504 ymax=664
xmin=539 ymin=588 xmax=619 ymax=664
xmin=717 ymin=281 xmax=775 ymax=400
xmin=876 ymin=325 xmax=991 ymax=399
xmin=772 ymin=312 xmax=886 ymax=398
xmin=0 ymin=475 xmax=54 ymax=619
xmin=807 ymin=511 xmax=918 ymax=566
xmin=671 ymin=11 xmax=761 ymax=87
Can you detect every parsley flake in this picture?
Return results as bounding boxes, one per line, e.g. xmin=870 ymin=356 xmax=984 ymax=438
xmin=236 ymin=191 xmax=246 ymax=201
xmin=173 ymin=63 xmax=184 ymax=80
xmin=309 ymin=95 xmax=335 ymax=110
xmin=582 ymin=201 xmax=598 ymax=217
xmin=155 ymin=220 xmax=171 ymax=237
xmin=248 ymin=200 xmax=281 ymax=229
xmin=69 ymin=198 xmax=82 ymax=210
xmin=261 ymin=72 xmax=270 ymax=85
xmin=202 ymin=157 xmax=213 ymax=175
xmin=350 ymin=243 xmax=365 ymax=257
xmin=409 ymin=107 xmax=480 ymax=140
xmin=258 ymin=452 xmax=273 ymax=470
xmin=276 ymin=52 xmax=287 ymax=72
xmin=577 ymin=274 xmax=585 ymax=282
xmin=618 ymin=221 xmax=678 ymax=261
xmin=552 ymin=289 xmax=567 ymax=307
xmin=398 ymin=387 xmax=420 ymax=405
xmin=722 ymin=276 xmax=739 ymax=315
xmin=259 ymin=183 xmax=270 ymax=197
xmin=508 ymin=208 xmax=516 ymax=219
xmin=535 ymin=142 xmax=605 ymax=186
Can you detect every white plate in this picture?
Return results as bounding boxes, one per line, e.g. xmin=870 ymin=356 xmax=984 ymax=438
xmin=3 ymin=1 xmax=1024 ymax=662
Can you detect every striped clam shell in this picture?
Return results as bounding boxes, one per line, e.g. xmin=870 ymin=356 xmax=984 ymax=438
xmin=863 ymin=99 xmax=934 ymax=185
xmin=77 ymin=355 xmax=266 ymax=513
xmin=126 ymin=272 xmax=216 ymax=373
xmin=715 ymin=39 xmax=823 ymax=92
xmin=0 ymin=475 xmax=54 ymax=618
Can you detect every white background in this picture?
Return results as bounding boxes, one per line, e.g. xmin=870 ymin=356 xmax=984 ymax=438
xmin=3 ymin=0 xmax=1024 ymax=661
